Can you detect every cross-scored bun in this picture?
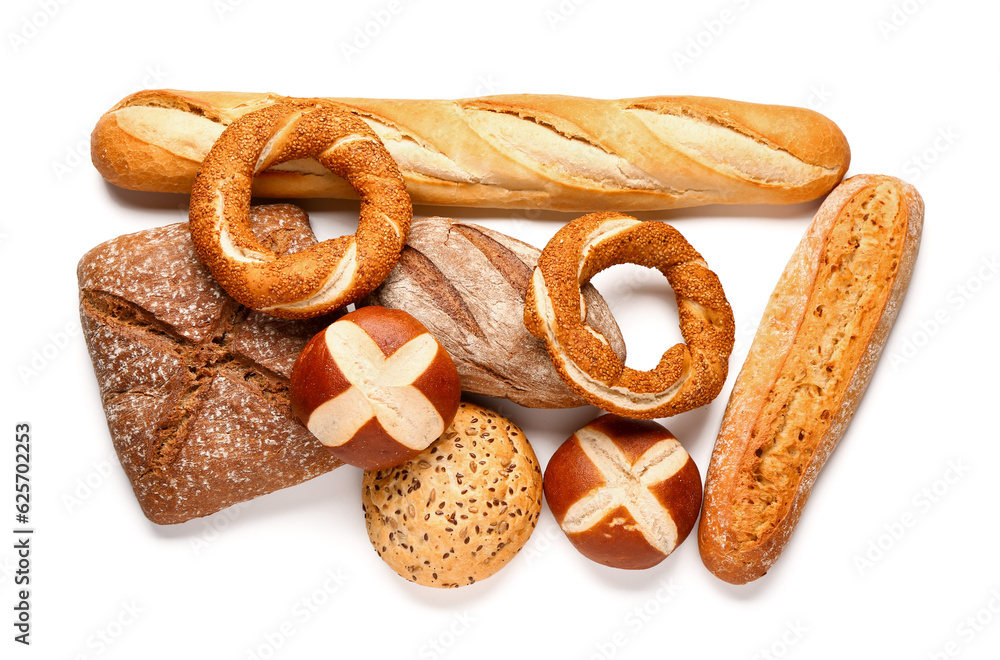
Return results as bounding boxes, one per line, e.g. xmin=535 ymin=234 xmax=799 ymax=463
xmin=544 ymin=415 xmax=702 ymax=569
xmin=362 ymin=402 xmax=543 ymax=588
xmin=290 ymin=306 xmax=461 ymax=470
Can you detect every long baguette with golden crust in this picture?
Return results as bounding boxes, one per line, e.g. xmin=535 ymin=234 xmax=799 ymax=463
xmin=698 ymin=174 xmax=924 ymax=584
xmin=91 ymin=89 xmax=850 ymax=211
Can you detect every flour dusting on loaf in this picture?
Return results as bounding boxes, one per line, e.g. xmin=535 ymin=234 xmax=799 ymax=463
xmin=79 ymin=205 xmax=342 ymax=524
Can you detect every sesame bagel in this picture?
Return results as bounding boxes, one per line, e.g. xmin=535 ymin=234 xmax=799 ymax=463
xmin=188 ymin=100 xmax=412 ymax=319
xmin=361 ymin=402 xmax=543 ymax=588
xmin=524 ymin=212 xmax=735 ymax=419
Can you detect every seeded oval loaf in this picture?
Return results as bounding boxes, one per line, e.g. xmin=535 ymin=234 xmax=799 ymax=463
xmin=698 ymin=174 xmax=924 ymax=584
xmin=361 ymin=402 xmax=543 ymax=588
xmin=78 ymin=204 xmax=343 ymax=525
xmin=362 ymin=217 xmax=627 ymax=408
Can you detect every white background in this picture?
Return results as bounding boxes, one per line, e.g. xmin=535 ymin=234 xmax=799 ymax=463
xmin=2 ymin=0 xmax=998 ymax=658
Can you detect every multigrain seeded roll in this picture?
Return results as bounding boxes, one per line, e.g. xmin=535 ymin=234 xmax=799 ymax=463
xmin=361 ymin=402 xmax=543 ymax=588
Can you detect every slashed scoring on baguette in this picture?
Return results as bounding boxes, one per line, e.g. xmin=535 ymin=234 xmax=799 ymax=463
xmin=93 ymin=90 xmax=852 ymax=210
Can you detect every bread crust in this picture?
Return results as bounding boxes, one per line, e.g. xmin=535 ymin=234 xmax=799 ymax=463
xmin=698 ymin=175 xmax=924 ymax=584
xmin=362 ymin=402 xmax=543 ymax=588
xmin=289 ymin=306 xmax=461 ymax=470
xmin=544 ymin=415 xmax=702 ymax=570
xmin=78 ymin=204 xmax=344 ymax=524
xmin=187 ymin=101 xmax=412 ymax=319
xmin=92 ymin=89 xmax=850 ymax=211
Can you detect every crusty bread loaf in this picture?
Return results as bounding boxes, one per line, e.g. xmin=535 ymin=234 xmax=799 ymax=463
xmin=78 ymin=204 xmax=343 ymax=525
xmin=362 ymin=217 xmax=627 ymax=408
xmin=698 ymin=174 xmax=924 ymax=584
xmin=92 ymin=89 xmax=851 ymax=211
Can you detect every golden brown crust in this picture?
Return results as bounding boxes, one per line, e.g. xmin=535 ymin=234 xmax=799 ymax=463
xmin=524 ymin=212 xmax=735 ymax=419
xmin=187 ymin=101 xmax=412 ymax=319
xmin=289 ymin=307 xmax=461 ymax=470
xmin=92 ymin=89 xmax=850 ymax=211
xmin=698 ymin=174 xmax=925 ymax=584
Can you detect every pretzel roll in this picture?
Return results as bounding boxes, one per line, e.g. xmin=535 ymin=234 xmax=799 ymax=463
xmin=188 ymin=100 xmax=412 ymax=319
xmin=290 ymin=306 xmax=461 ymax=470
xmin=544 ymin=415 xmax=702 ymax=569
xmin=524 ymin=212 xmax=735 ymax=419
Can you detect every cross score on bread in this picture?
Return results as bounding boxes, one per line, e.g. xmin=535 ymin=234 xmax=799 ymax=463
xmin=76 ymin=206 xmax=346 ymax=525
xmin=544 ymin=415 xmax=702 ymax=570
xmin=290 ymin=306 xmax=460 ymax=471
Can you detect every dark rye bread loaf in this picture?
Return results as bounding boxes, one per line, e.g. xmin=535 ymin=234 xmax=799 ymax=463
xmin=78 ymin=204 xmax=342 ymax=525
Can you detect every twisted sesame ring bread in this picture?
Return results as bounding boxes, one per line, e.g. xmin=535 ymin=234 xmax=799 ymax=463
xmin=524 ymin=212 xmax=735 ymax=419
xmin=188 ymin=100 xmax=412 ymax=319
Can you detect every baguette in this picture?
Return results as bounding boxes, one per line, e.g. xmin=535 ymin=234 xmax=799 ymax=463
xmin=698 ymin=174 xmax=924 ymax=584
xmin=91 ymin=89 xmax=850 ymax=211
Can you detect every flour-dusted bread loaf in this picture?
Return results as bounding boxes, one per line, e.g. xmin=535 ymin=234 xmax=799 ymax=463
xmin=362 ymin=217 xmax=627 ymax=408
xmin=698 ymin=175 xmax=924 ymax=584
xmin=78 ymin=204 xmax=342 ymax=524
xmin=92 ymin=89 xmax=851 ymax=211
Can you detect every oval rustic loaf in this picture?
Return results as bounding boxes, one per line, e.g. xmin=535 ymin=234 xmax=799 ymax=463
xmin=362 ymin=217 xmax=627 ymax=409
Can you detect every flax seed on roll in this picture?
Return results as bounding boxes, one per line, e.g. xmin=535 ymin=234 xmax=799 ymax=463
xmin=362 ymin=402 xmax=543 ymax=588
xmin=544 ymin=415 xmax=702 ymax=569
xmin=290 ymin=306 xmax=461 ymax=470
